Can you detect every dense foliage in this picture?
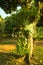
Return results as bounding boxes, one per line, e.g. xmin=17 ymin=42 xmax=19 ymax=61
xmin=0 ymin=16 xmax=5 ymax=33
xmin=37 ymin=9 xmax=43 ymax=27
xmin=0 ymin=0 xmax=41 ymax=13
xmin=0 ymin=0 xmax=26 ymax=13
xmin=4 ymin=6 xmax=38 ymax=35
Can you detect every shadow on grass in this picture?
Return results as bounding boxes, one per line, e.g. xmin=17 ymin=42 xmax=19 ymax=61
xmin=0 ymin=52 xmax=25 ymax=65
xmin=0 ymin=52 xmax=43 ymax=65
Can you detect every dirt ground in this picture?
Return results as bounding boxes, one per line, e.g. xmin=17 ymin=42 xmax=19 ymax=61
xmin=0 ymin=44 xmax=16 ymax=52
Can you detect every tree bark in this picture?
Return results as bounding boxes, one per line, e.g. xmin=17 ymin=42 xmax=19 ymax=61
xmin=29 ymin=35 xmax=33 ymax=60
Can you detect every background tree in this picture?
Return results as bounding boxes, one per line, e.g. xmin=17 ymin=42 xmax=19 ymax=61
xmin=4 ymin=16 xmax=14 ymax=37
xmin=0 ymin=16 xmax=5 ymax=34
xmin=0 ymin=16 xmax=5 ymax=42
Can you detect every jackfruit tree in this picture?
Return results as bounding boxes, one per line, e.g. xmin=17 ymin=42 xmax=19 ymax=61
xmin=0 ymin=0 xmax=43 ymax=64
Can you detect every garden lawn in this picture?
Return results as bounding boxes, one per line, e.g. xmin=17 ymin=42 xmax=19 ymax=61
xmin=0 ymin=39 xmax=43 ymax=65
xmin=31 ymin=46 xmax=43 ymax=65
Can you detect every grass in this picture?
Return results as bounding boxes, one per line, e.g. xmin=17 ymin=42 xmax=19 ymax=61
xmin=31 ymin=46 xmax=43 ymax=65
xmin=0 ymin=45 xmax=43 ymax=65
xmin=0 ymin=38 xmax=16 ymax=45
xmin=33 ymin=36 xmax=43 ymax=40
xmin=0 ymin=42 xmax=16 ymax=45
xmin=0 ymin=38 xmax=43 ymax=65
xmin=0 ymin=52 xmax=25 ymax=65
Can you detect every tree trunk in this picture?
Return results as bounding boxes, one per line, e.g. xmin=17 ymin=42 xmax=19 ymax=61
xmin=24 ymin=35 xmax=33 ymax=65
xmin=24 ymin=23 xmax=34 ymax=65
xmin=29 ymin=35 xmax=33 ymax=60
